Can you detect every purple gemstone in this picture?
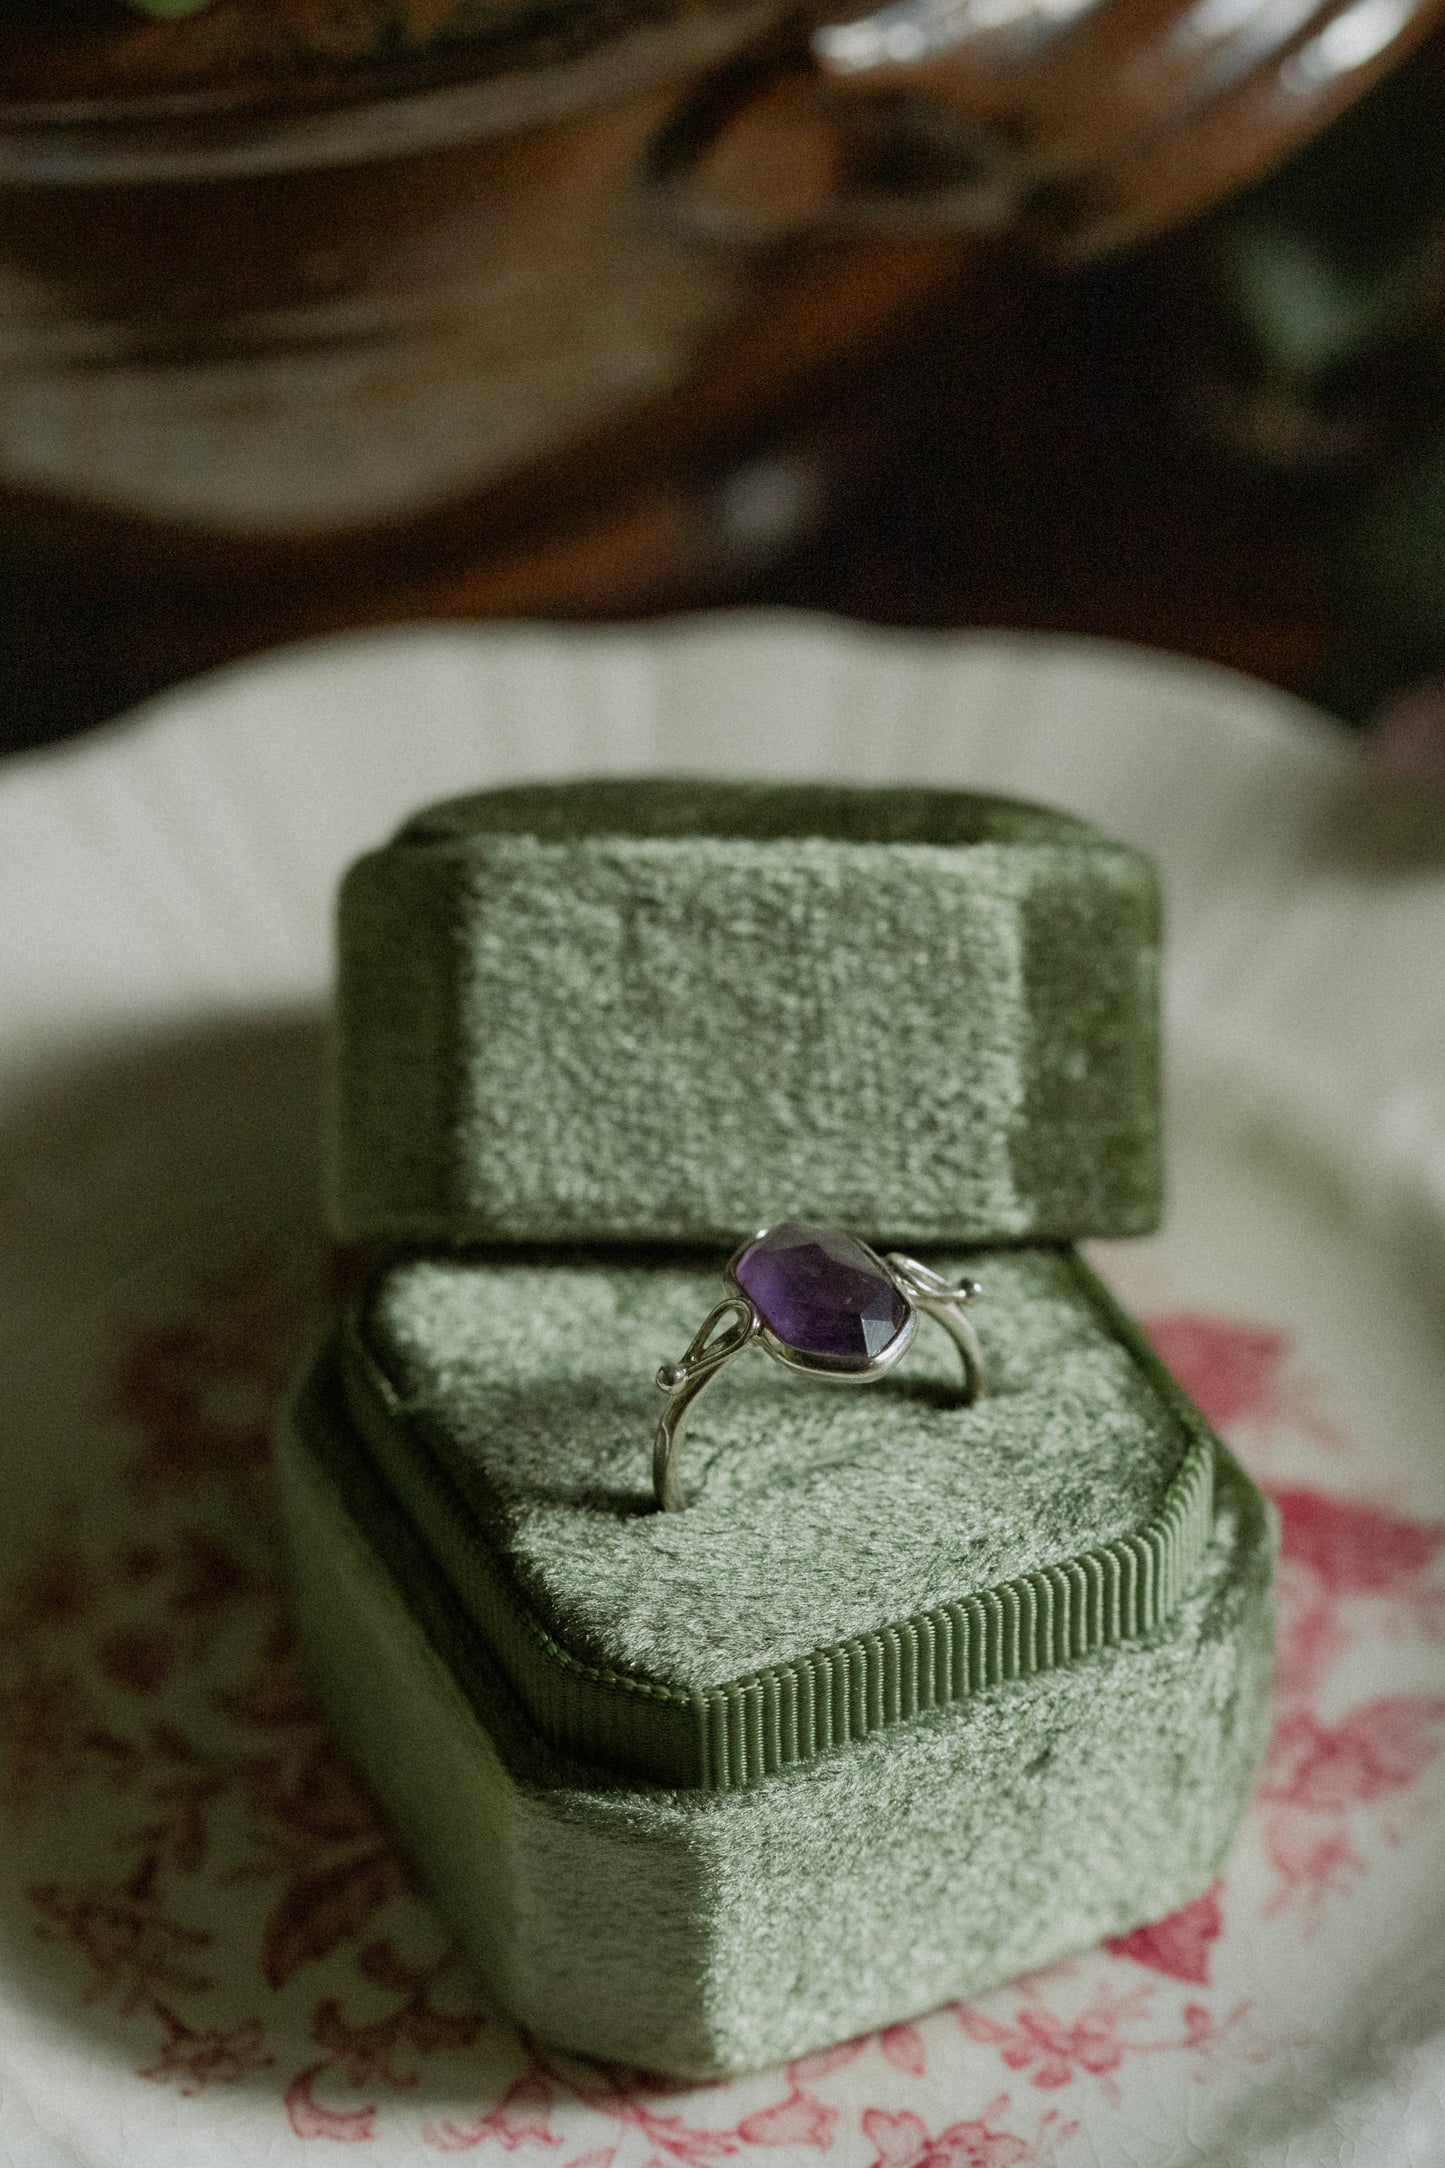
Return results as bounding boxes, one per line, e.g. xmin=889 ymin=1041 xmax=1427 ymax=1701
xmin=732 ymin=1223 xmax=909 ymax=1369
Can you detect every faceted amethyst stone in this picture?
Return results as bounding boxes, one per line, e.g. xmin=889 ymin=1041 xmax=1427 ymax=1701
xmin=732 ymin=1224 xmax=909 ymax=1369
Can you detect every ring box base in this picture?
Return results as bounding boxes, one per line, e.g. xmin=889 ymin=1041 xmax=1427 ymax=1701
xmin=277 ymin=1246 xmax=1274 ymax=2079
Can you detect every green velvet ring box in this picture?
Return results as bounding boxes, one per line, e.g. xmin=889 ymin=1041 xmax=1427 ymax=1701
xmin=279 ymin=1249 xmax=1273 ymax=2077
xmin=283 ymin=776 xmax=1274 ymax=2080
xmin=331 ymin=780 xmax=1164 ymax=1247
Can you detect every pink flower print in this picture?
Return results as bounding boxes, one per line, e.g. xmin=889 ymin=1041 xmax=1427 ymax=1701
xmin=139 ymin=2004 xmax=275 ymax=2095
xmin=1142 ymin=1316 xmax=1336 ymax=1449
xmin=1259 ymin=1805 xmax=1365 ymax=1923
xmin=878 ymin=2021 xmax=928 ymax=2076
xmin=109 ymin=1254 xmax=324 ymax=1492
xmin=284 ymin=2065 xmax=378 ymax=2142
xmin=28 ymin=1870 xmax=212 ymax=2015
xmin=1268 ymin=1487 xmax=1445 ymax=1762
xmin=1263 ymin=1698 xmax=1445 ymax=1816
xmin=862 ymin=2108 xmax=931 ymax=2168
xmin=1273 ymin=1490 xmax=1445 ymax=1636
xmin=789 ymin=2039 xmax=867 ymax=2084
xmin=1272 ymin=1556 xmax=1353 ymax=1706
xmin=1104 ymin=1883 xmax=1223 ymax=1985
xmin=1259 ymin=1696 xmax=1445 ymax=1926
xmin=427 ymin=2071 xmax=561 ymax=2152
xmin=955 ymin=1979 xmax=1259 ymax=2104
xmin=958 ymin=1988 xmax=1147 ymax=2101
xmin=736 ymin=2089 xmax=837 ymax=2148
xmin=862 ymin=2100 xmax=1072 ymax=2168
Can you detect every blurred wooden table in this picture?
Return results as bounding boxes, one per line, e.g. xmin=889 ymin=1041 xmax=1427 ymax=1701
xmin=0 ymin=235 xmax=1337 ymax=757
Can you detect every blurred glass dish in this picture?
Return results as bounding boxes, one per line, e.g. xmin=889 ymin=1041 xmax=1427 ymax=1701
xmin=1 ymin=0 xmax=1443 ymax=604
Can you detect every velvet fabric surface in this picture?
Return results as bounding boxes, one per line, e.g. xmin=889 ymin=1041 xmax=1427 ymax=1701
xmin=278 ymin=1292 xmax=1274 ymax=2077
xmin=276 ymin=1242 xmax=1274 ymax=2074
xmin=335 ymin=1247 xmax=1220 ymax=1788
xmin=331 ymin=781 xmax=1163 ymax=1248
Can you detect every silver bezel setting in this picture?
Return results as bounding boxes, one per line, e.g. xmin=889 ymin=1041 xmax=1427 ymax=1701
xmin=723 ymin=1226 xmax=919 ymax=1382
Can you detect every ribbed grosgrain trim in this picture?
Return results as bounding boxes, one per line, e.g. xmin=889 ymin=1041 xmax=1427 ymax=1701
xmin=332 ymin=1256 xmax=1217 ymax=1792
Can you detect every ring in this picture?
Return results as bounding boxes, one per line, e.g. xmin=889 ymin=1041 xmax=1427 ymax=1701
xmin=653 ymin=1223 xmax=985 ymax=1511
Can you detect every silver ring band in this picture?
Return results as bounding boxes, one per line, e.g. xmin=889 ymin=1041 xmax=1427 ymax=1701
xmin=653 ymin=1224 xmax=985 ymax=1512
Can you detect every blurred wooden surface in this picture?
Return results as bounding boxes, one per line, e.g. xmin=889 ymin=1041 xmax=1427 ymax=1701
xmin=0 ymin=234 xmax=1339 ymax=756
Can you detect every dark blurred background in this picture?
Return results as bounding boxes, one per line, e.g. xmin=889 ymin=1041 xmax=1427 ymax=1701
xmin=9 ymin=21 xmax=1445 ymax=762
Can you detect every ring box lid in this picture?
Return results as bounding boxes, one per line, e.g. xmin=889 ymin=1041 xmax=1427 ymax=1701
xmin=330 ymin=779 xmax=1163 ymax=1249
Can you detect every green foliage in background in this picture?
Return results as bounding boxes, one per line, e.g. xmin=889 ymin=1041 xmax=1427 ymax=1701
xmin=1203 ymin=64 xmax=1445 ymax=383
